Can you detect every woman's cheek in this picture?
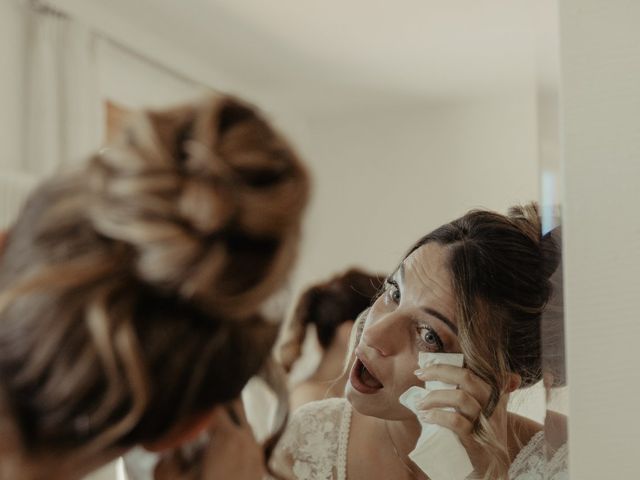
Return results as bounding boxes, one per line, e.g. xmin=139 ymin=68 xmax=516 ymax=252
xmin=394 ymin=355 xmax=423 ymax=392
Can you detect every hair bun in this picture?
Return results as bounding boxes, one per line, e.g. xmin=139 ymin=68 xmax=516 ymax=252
xmin=508 ymin=203 xmax=561 ymax=280
xmin=507 ymin=203 xmax=541 ymax=243
xmin=541 ymin=227 xmax=561 ymax=279
xmin=86 ymin=95 xmax=310 ymax=318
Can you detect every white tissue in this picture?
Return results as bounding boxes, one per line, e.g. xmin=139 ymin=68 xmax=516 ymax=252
xmin=398 ymin=352 xmax=474 ymax=480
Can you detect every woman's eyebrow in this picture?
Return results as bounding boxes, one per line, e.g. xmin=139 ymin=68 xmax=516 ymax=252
xmin=422 ymin=307 xmax=458 ymax=336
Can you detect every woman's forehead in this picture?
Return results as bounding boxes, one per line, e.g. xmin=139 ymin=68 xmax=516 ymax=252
xmin=403 ymin=243 xmax=450 ymax=282
xmin=399 ymin=243 xmax=455 ymax=313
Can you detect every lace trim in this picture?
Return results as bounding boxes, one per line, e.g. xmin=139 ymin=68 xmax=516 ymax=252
xmin=547 ymin=442 xmax=569 ymax=479
xmin=509 ymin=430 xmax=545 ymax=475
xmin=336 ymin=401 xmax=352 ymax=480
xmin=509 ymin=430 xmax=568 ymax=480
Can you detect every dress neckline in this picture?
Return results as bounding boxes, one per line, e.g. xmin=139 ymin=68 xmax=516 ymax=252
xmin=337 ymin=399 xmax=353 ymax=480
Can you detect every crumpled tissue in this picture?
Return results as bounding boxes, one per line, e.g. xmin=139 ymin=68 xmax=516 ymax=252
xmin=398 ymin=352 xmax=474 ymax=480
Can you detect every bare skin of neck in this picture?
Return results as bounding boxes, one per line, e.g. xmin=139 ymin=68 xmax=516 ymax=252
xmin=290 ymin=339 xmax=350 ymax=411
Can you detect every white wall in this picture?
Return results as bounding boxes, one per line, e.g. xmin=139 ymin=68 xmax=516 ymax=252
xmin=289 ymin=92 xmax=539 ymax=291
xmin=0 ymin=0 xmax=25 ymax=171
xmin=560 ymin=0 xmax=640 ymax=477
xmin=0 ymin=0 xmax=38 ymax=228
xmin=96 ymin=39 xmax=207 ymax=109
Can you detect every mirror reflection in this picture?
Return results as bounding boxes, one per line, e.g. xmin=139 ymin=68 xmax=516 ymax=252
xmin=0 ymin=0 xmax=567 ymax=479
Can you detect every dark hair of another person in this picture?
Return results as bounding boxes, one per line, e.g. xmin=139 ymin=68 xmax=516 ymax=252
xmin=278 ymin=268 xmax=385 ymax=372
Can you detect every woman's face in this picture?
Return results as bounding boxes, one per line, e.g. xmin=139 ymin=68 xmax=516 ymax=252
xmin=345 ymin=242 xmax=461 ymax=420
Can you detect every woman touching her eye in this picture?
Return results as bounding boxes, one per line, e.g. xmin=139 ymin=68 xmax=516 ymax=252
xmin=270 ymin=203 xmax=559 ymax=480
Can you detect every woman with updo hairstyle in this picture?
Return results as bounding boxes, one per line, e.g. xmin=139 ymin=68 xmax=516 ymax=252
xmin=278 ymin=268 xmax=385 ymax=411
xmin=272 ymin=203 xmax=561 ymax=480
xmin=0 ymin=94 xmax=309 ymax=480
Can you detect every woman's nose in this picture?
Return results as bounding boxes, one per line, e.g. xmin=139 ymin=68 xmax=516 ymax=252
xmin=361 ymin=313 xmax=402 ymax=357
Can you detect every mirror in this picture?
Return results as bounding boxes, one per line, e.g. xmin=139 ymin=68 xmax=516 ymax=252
xmin=0 ymin=0 xmax=567 ymax=479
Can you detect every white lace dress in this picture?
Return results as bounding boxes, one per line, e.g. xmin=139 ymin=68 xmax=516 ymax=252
xmin=271 ymin=398 xmax=568 ymax=480
xmin=509 ymin=431 xmax=568 ymax=480
xmin=271 ymin=398 xmax=352 ymax=480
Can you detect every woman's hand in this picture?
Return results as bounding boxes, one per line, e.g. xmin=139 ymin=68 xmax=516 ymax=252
xmin=200 ymin=400 xmax=266 ymax=480
xmin=154 ymin=399 xmax=266 ymax=480
xmin=414 ymin=365 xmax=510 ymax=476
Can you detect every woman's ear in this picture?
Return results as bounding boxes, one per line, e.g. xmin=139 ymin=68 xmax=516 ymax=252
xmin=506 ymin=373 xmax=522 ymax=393
xmin=142 ymin=406 xmax=222 ymax=453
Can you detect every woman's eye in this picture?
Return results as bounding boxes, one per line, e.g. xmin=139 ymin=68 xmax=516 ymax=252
xmin=418 ymin=326 xmax=443 ymax=351
xmin=386 ymin=282 xmax=400 ymax=304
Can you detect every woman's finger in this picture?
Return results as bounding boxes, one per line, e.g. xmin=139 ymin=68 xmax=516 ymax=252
xmin=418 ymin=408 xmax=474 ymax=437
xmin=416 ymin=389 xmax=482 ymax=422
xmin=415 ymin=365 xmax=491 ymax=407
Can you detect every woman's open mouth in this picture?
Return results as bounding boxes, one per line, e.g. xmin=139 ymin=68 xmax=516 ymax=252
xmin=350 ymin=356 xmax=384 ymax=394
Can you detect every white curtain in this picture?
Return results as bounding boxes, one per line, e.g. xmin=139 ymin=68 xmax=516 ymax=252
xmin=23 ymin=2 xmax=102 ymax=175
xmin=0 ymin=1 xmax=102 ymax=228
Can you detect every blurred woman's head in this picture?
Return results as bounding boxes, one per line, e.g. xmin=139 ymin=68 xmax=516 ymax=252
xmin=278 ymin=268 xmax=385 ymax=373
xmin=345 ymin=203 xmax=559 ymax=477
xmin=0 ymin=95 xmax=309 ymax=476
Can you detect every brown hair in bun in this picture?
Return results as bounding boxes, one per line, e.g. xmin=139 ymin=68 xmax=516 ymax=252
xmin=278 ymin=268 xmax=385 ymax=373
xmin=0 ymin=95 xmax=309 ymax=460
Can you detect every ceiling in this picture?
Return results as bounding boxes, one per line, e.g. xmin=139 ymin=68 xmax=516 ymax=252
xmin=52 ymin=0 xmax=557 ymax=112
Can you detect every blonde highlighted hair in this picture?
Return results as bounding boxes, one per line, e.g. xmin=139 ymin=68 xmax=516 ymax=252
xmin=0 ymin=95 xmax=309 ymax=462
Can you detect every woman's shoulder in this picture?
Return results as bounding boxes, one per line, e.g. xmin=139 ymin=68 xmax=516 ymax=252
xmin=270 ymin=398 xmax=351 ymax=479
